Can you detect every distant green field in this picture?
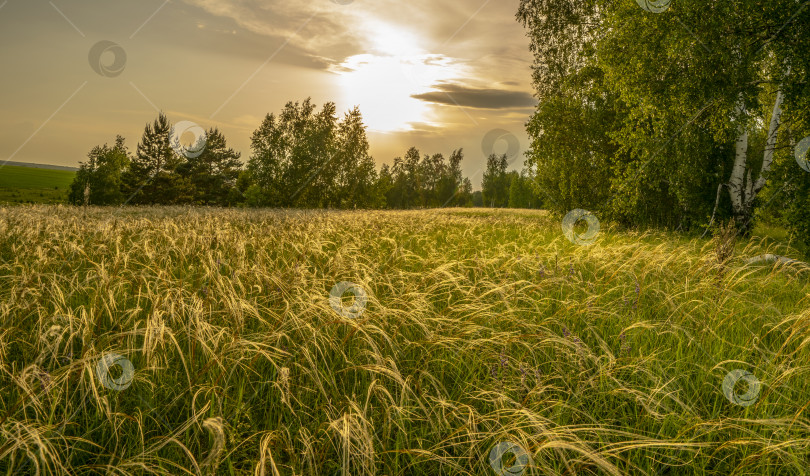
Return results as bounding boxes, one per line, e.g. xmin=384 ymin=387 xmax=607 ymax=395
xmin=0 ymin=164 xmax=75 ymax=204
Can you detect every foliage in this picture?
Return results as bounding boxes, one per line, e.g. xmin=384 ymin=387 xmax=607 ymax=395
xmin=248 ymin=99 xmax=347 ymax=208
xmin=176 ymin=128 xmax=243 ymax=206
xmin=523 ymin=71 xmax=622 ymax=215
xmin=382 ymin=147 xmax=473 ymax=208
xmin=508 ymin=171 xmax=542 ymax=209
xmin=121 ymin=113 xmax=194 ymax=205
xmin=67 ymin=135 xmax=130 ymax=206
xmin=517 ymin=0 xmax=810 ymax=230
xmin=482 ymin=154 xmax=510 ymax=207
xmin=334 ymin=108 xmax=380 ymax=208
xmin=759 ymin=120 xmax=810 ymax=247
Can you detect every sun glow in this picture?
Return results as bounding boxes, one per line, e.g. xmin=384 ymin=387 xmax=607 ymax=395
xmin=334 ymin=21 xmax=463 ymax=132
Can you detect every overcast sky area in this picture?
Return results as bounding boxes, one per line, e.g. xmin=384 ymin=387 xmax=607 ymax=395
xmin=0 ymin=0 xmax=536 ymax=182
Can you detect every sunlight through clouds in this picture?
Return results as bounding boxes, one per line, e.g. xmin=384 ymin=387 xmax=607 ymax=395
xmin=331 ymin=17 xmax=467 ymax=132
xmin=334 ymin=53 xmax=464 ymax=132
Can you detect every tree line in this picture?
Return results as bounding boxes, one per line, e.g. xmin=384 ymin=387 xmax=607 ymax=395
xmin=69 ymin=98 xmax=542 ymax=210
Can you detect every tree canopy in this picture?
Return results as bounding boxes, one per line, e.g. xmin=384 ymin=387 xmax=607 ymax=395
xmin=518 ymin=0 xmax=810 ymax=236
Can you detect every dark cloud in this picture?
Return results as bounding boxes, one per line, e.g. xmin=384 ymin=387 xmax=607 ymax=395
xmin=412 ymin=83 xmax=536 ymax=109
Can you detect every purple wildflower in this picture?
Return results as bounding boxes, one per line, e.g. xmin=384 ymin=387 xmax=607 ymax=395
xmin=619 ymin=332 xmax=631 ymax=353
xmin=499 ymin=350 xmax=508 ymax=369
xmin=36 ymin=368 xmax=52 ymax=389
xmin=562 ymin=325 xmax=581 ymax=347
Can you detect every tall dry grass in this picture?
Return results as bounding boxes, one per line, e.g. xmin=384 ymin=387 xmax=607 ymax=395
xmin=0 ymin=205 xmax=808 ymax=475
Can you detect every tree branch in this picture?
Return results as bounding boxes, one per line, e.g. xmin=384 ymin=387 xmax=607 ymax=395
xmin=702 ymin=183 xmax=727 ymax=239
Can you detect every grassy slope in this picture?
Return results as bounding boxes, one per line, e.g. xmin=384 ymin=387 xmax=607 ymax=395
xmin=0 ymin=207 xmax=807 ymax=475
xmin=0 ymin=164 xmax=75 ymax=204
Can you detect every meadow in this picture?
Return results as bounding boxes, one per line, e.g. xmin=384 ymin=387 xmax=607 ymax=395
xmin=0 ymin=205 xmax=808 ymax=475
xmin=0 ymin=165 xmax=75 ymax=205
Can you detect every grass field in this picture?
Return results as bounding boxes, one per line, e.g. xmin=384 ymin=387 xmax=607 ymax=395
xmin=0 ymin=206 xmax=808 ymax=475
xmin=0 ymin=165 xmax=75 ymax=204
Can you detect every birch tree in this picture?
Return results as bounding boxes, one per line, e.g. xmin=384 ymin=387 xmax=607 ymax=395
xmin=518 ymin=0 xmax=810 ymax=232
xmin=727 ymin=83 xmax=787 ymax=231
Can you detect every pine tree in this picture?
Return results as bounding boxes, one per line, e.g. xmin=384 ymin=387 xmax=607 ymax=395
xmin=122 ymin=113 xmax=178 ymax=204
xmin=178 ymin=128 xmax=242 ymax=205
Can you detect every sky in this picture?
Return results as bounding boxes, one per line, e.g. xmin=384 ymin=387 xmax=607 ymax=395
xmin=0 ymin=0 xmax=536 ymax=185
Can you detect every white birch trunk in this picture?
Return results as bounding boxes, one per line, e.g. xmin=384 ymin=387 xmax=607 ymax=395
xmin=751 ymin=87 xmax=785 ymax=201
xmin=745 ymin=168 xmax=754 ymax=208
xmin=726 ymin=82 xmax=786 ymax=224
xmin=728 ymin=95 xmax=749 ymax=218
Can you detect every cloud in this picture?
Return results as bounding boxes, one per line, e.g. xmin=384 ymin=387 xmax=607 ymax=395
xmin=178 ymin=0 xmax=364 ymax=64
xmin=176 ymin=0 xmax=534 ymax=83
xmin=411 ymin=83 xmax=537 ymax=109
